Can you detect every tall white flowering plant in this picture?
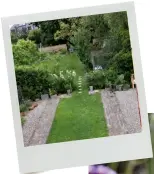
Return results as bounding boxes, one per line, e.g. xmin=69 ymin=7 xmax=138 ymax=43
xmin=49 ymin=70 xmax=77 ymax=94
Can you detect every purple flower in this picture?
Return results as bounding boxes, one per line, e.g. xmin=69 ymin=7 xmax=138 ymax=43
xmin=89 ymin=165 xmax=117 ymax=174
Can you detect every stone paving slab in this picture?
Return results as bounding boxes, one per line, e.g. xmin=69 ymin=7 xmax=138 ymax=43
xmin=101 ymin=89 xmax=141 ymax=136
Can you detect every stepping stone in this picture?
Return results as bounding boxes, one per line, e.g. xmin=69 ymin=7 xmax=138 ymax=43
xmin=41 ymin=94 xmax=49 ymax=100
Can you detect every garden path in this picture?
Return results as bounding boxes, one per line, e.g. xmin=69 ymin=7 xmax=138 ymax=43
xmin=22 ymin=97 xmax=60 ymax=147
xmin=101 ymin=89 xmax=141 ymax=136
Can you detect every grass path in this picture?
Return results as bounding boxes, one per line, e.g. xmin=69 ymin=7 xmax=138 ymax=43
xmin=47 ymin=91 xmax=108 ymax=143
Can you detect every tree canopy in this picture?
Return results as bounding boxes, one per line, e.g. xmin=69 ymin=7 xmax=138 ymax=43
xmin=11 ymin=11 xmax=133 ymax=82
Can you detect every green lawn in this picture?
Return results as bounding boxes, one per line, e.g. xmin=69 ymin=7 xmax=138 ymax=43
xmin=37 ymin=53 xmax=85 ymax=76
xmin=47 ymin=91 xmax=108 ymax=143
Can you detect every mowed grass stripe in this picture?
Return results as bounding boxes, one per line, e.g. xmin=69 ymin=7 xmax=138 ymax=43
xmin=47 ymin=91 xmax=108 ymax=143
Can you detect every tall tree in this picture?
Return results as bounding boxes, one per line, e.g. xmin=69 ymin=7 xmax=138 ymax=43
xmin=31 ymin=20 xmax=60 ymax=46
xmin=54 ymin=18 xmax=82 ymax=51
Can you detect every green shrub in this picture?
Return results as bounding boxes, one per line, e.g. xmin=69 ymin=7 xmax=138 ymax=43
xmin=15 ymin=67 xmax=50 ymax=101
xmin=115 ymin=74 xmax=126 ymax=85
xmin=85 ymin=70 xmax=106 ymax=89
xmin=20 ymin=103 xmax=28 ymax=112
xmin=49 ymin=70 xmax=77 ymax=93
xmin=21 ymin=117 xmax=26 ymax=126
xmin=105 ymin=68 xmax=118 ymax=85
xmin=110 ymin=50 xmax=133 ymax=83
xmin=49 ymin=89 xmax=57 ymax=96
xmin=28 ymin=28 xmax=41 ymax=44
xmin=16 ymin=66 xmax=77 ymax=101
xmin=12 ymin=39 xmax=40 ymax=66
xmin=59 ymin=48 xmax=67 ymax=54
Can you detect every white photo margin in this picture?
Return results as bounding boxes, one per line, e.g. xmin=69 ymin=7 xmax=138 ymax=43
xmin=1 ymin=1 xmax=153 ymax=174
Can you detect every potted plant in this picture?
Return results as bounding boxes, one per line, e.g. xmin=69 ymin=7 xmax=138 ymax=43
xmin=115 ymin=74 xmax=125 ymax=91
xmin=49 ymin=89 xmax=57 ymax=98
xmin=123 ymin=84 xmax=130 ymax=91
xmin=20 ymin=103 xmax=27 ymax=116
xmin=65 ymin=84 xmax=72 ymax=95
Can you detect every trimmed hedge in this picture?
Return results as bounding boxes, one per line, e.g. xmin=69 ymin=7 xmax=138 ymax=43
xmin=15 ymin=67 xmax=77 ymax=102
xmin=15 ymin=67 xmax=50 ymax=101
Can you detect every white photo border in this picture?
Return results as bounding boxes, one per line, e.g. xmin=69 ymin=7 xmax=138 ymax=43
xmin=1 ymin=1 xmax=153 ymax=174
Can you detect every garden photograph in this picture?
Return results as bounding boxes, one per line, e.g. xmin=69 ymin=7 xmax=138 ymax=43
xmin=10 ymin=11 xmax=142 ymax=147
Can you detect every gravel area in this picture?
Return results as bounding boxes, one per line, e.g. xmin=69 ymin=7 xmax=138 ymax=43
xmin=101 ymin=88 xmax=141 ymax=136
xmin=22 ymin=98 xmax=60 ymax=147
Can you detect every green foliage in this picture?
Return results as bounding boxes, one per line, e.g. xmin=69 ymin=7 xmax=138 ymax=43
xmin=13 ymin=39 xmax=40 ymax=65
xmin=54 ymin=18 xmax=82 ymax=50
xmin=19 ymin=100 xmax=31 ymax=111
xmin=11 ymin=28 xmax=28 ymax=44
xmin=71 ymin=28 xmax=92 ymax=69
xmin=49 ymin=89 xmax=56 ymax=96
xmin=15 ymin=67 xmax=50 ymax=100
xmin=71 ymin=11 xmax=133 ymax=79
xmin=54 ymin=21 xmax=71 ymax=41
xmin=49 ymin=70 xmax=77 ymax=94
xmin=31 ymin=20 xmax=60 ymax=46
xmin=111 ymin=50 xmax=133 ymax=83
xmin=115 ymin=74 xmax=126 ymax=85
xmin=105 ymin=68 xmax=118 ymax=85
xmin=58 ymin=48 xmax=67 ymax=54
xmin=37 ymin=53 xmax=85 ymax=76
xmin=21 ymin=117 xmax=26 ymax=126
xmin=11 ymin=32 xmax=18 ymax=44
xmin=28 ymin=28 xmax=41 ymax=44
xmin=20 ymin=103 xmax=28 ymax=112
xmin=85 ymin=70 xmax=106 ymax=89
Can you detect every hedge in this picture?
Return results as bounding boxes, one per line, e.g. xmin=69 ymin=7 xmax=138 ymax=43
xmin=15 ymin=67 xmax=50 ymax=101
xmin=15 ymin=67 xmax=77 ymax=102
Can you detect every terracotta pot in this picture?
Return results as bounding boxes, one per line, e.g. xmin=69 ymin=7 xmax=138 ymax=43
xmin=29 ymin=103 xmax=38 ymax=110
xmin=32 ymin=103 xmax=38 ymax=108
xmin=20 ymin=112 xmax=25 ymax=116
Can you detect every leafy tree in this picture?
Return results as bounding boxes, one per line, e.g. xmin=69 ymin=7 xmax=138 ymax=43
xmin=104 ymin=12 xmax=133 ymax=82
xmin=12 ymin=39 xmax=40 ymax=65
xmin=11 ymin=29 xmax=28 ymax=44
xmin=11 ymin=32 xmax=18 ymax=44
xmin=71 ymin=15 xmax=109 ymax=69
xmin=28 ymin=28 xmax=41 ymax=44
xmin=31 ymin=20 xmax=60 ymax=46
xmin=54 ymin=18 xmax=81 ymax=51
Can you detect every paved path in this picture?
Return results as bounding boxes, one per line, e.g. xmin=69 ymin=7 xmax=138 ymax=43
xmin=22 ymin=97 xmax=59 ymax=147
xmin=101 ymin=89 xmax=141 ymax=136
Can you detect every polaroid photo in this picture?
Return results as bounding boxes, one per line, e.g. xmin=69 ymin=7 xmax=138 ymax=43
xmin=1 ymin=1 xmax=153 ymax=174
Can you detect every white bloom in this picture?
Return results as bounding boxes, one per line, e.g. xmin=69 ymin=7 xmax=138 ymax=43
xmin=72 ymin=70 xmax=76 ymax=77
xmin=60 ymin=73 xmax=65 ymax=79
xmin=60 ymin=71 xmax=63 ymax=76
xmin=53 ymin=74 xmax=58 ymax=78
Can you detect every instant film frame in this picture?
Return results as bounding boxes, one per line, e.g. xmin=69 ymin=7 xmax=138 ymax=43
xmin=1 ymin=2 xmax=153 ymax=174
